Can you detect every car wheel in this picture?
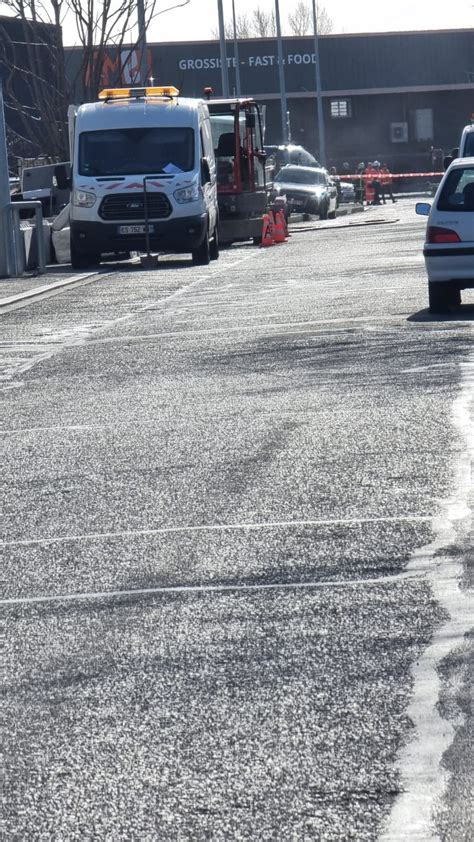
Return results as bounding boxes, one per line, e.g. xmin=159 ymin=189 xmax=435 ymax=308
xmin=209 ymin=226 xmax=219 ymax=261
xmin=428 ymin=281 xmax=459 ymax=313
xmin=192 ymin=230 xmax=210 ymax=265
xmin=302 ymin=213 xmax=311 ymax=221
xmin=70 ymin=237 xmax=100 ymax=270
xmin=319 ymin=203 xmax=328 ymax=220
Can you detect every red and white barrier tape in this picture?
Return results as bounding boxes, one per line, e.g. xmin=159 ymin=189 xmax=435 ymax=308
xmin=344 ymin=172 xmax=443 ymax=180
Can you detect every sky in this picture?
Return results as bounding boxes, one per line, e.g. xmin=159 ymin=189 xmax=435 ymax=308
xmin=119 ymin=0 xmax=472 ymax=46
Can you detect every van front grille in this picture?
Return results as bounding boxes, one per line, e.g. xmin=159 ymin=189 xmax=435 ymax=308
xmin=99 ymin=192 xmax=172 ymax=221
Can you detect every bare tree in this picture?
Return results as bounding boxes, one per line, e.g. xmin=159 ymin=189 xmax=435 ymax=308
xmin=212 ymin=12 xmax=252 ymax=40
xmin=0 ymin=0 xmax=190 ymax=160
xmin=251 ymin=7 xmax=276 ymax=37
xmin=288 ymin=1 xmax=333 ymax=36
xmin=211 ymin=4 xmax=276 ymax=39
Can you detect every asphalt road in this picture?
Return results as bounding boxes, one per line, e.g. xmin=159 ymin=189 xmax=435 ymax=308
xmin=2 ymin=200 xmax=473 ymax=840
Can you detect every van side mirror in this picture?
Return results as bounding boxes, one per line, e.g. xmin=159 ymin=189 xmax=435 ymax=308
xmin=54 ymin=164 xmax=71 ymax=190
xmin=415 ymin=202 xmax=431 ymax=216
xmin=201 ymin=157 xmax=211 ymax=184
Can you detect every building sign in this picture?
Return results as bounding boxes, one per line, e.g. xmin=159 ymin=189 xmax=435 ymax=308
xmin=178 ymin=53 xmax=319 ymax=71
xmin=65 ymin=30 xmax=474 ymax=102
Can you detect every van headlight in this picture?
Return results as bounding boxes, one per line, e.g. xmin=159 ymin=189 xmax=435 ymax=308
xmin=72 ymin=189 xmax=97 ymax=208
xmin=173 ymin=183 xmax=200 ymax=203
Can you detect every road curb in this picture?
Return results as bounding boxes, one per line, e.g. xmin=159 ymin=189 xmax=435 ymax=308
xmin=0 ymin=271 xmax=102 ymax=314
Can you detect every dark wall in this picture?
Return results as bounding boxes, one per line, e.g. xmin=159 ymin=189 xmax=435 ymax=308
xmin=152 ymin=29 xmax=473 ymax=96
xmin=0 ymin=15 xmax=65 ymax=158
xmin=65 ymin=29 xmax=474 ymax=99
xmin=260 ymin=88 xmax=473 ymax=170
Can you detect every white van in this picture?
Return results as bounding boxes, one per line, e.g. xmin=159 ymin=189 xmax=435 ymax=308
xmin=68 ymin=86 xmax=219 ymax=268
xmin=459 ymin=123 xmax=474 ymax=158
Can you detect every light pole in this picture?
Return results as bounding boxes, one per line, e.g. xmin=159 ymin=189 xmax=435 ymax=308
xmin=312 ymin=0 xmax=326 ymax=166
xmin=231 ymin=0 xmax=241 ymax=96
xmin=0 ymin=80 xmax=14 ymax=278
xmin=274 ymin=0 xmax=288 ymax=143
xmin=217 ymin=0 xmax=230 ymax=97
xmin=136 ymin=0 xmax=148 ymax=84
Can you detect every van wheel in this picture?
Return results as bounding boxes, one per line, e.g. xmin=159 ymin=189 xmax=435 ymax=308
xmin=428 ymin=282 xmax=458 ymax=313
xmin=209 ymin=227 xmax=219 ymax=261
xmin=192 ymin=231 xmax=210 ymax=265
xmin=319 ymin=204 xmax=329 ymax=220
xmin=70 ymin=237 xmax=100 ymax=270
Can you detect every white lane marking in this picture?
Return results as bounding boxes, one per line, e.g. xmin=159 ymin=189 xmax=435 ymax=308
xmin=1 ymin=515 xmax=431 ymax=549
xmin=0 ymin=570 xmax=424 ymax=608
xmin=381 ymin=353 xmax=474 ymax=841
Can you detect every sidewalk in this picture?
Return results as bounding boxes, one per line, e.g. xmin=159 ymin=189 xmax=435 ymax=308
xmin=0 ymin=265 xmax=83 ymax=300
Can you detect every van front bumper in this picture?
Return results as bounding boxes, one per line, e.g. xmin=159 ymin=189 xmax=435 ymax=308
xmin=70 ymin=214 xmax=207 ymax=255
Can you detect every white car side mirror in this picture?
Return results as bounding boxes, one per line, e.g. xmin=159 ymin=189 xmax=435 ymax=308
xmin=416 ymin=202 xmax=431 ymax=216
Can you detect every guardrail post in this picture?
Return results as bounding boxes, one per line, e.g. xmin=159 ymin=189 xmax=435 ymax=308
xmin=5 ymin=200 xmax=45 ymax=276
xmin=0 ymin=80 xmax=15 ymax=279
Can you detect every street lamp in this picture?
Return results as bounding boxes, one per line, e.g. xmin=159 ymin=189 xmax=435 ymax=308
xmin=231 ymin=0 xmax=242 ymax=96
xmin=0 ymin=80 xmax=14 ymax=278
xmin=274 ymin=0 xmax=288 ymax=143
xmin=136 ymin=0 xmax=148 ymax=84
xmin=312 ymin=0 xmax=326 ymax=166
xmin=217 ymin=0 xmax=230 ymax=96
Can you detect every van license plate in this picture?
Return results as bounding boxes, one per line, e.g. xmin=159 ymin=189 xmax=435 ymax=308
xmin=118 ymin=224 xmax=154 ymax=235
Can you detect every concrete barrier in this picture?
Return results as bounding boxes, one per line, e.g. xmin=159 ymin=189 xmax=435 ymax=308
xmin=21 ymin=220 xmax=52 ymax=270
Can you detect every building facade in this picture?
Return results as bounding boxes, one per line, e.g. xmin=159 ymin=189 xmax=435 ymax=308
xmin=66 ymin=28 xmax=473 ymax=171
xmin=0 ymin=15 xmax=67 ymax=160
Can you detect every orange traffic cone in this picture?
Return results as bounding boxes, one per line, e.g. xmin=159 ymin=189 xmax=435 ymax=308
xmin=274 ymin=211 xmax=286 ymax=243
xmin=260 ymin=213 xmax=274 ymax=247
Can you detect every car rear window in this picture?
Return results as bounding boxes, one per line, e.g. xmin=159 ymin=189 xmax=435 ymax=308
xmin=437 ymin=166 xmax=474 ymax=212
xmin=463 ymin=132 xmax=474 ymax=157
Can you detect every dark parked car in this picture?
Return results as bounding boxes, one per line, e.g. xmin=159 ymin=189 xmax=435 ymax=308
xmin=271 ymin=165 xmax=338 ymax=220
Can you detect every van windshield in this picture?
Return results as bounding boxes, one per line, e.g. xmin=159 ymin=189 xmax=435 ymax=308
xmin=78 ymin=127 xmax=194 ymax=176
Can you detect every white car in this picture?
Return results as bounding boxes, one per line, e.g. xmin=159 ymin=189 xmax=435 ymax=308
xmin=416 ymin=157 xmax=474 ymax=313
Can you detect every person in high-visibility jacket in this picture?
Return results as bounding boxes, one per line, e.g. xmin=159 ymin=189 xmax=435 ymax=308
xmin=380 ymin=164 xmax=396 ymax=203
xmin=372 ymin=161 xmax=383 ymax=205
xmin=364 ymin=163 xmax=376 ymax=204
xmin=355 ymin=162 xmax=365 ymax=205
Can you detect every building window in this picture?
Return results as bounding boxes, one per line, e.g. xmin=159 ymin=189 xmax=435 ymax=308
xmin=413 ymin=108 xmax=434 ymax=142
xmin=330 ymin=99 xmax=352 ymax=119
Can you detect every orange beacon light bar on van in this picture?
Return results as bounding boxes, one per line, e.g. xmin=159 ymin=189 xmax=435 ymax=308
xmin=98 ymin=86 xmax=179 ymax=100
